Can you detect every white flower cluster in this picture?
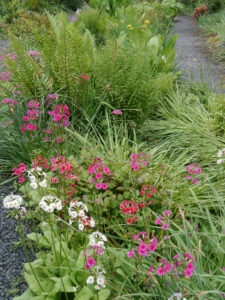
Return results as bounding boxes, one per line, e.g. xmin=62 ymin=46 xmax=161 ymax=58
xmin=68 ymin=201 xmax=95 ymax=231
xmin=86 ymin=266 xmax=106 ymax=290
xmin=168 ymin=293 xmax=187 ymax=300
xmin=3 ymin=194 xmax=23 ymax=209
xmin=89 ymin=231 xmax=107 ymax=247
xmin=39 ymin=195 xmax=62 ymax=213
xmin=217 ymin=148 xmax=225 ymax=164
xmin=28 ymin=167 xmax=47 ymax=189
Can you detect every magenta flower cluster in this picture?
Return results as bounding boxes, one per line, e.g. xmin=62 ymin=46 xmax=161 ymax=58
xmin=88 ymin=158 xmax=110 ymax=190
xmin=112 ymin=110 xmax=122 ymax=115
xmin=2 ymin=98 xmax=15 ymax=106
xmin=21 ymin=101 xmax=41 ymax=133
xmin=155 ymin=210 xmax=172 ymax=230
xmin=128 ymin=231 xmax=158 ymax=257
xmin=48 ymin=104 xmax=70 ymax=127
xmin=0 ymin=71 xmax=11 ymax=81
xmin=184 ymin=164 xmax=202 ymax=184
xmin=130 ymin=153 xmax=148 ymax=171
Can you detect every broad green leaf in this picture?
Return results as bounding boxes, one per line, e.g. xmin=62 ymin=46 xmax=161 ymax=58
xmin=27 ymin=232 xmax=50 ymax=248
xmin=14 ymin=289 xmax=35 ymax=300
xmin=51 ymin=275 xmax=75 ymax=292
xmin=147 ymin=35 xmax=163 ymax=57
xmin=97 ymin=289 xmax=111 ymax=300
xmin=76 ymin=250 xmax=85 ymax=269
xmin=75 ymin=270 xmax=86 ymax=285
xmin=74 ymin=286 xmax=93 ymax=300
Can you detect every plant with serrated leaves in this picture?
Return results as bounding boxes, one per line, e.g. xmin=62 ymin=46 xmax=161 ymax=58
xmin=6 ymin=12 xmax=95 ymax=99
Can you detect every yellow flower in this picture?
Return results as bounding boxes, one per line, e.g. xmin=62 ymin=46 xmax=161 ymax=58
xmin=145 ymin=20 xmax=150 ymax=24
xmin=129 ymin=27 xmax=134 ymax=30
xmin=127 ymin=24 xmax=132 ymax=28
xmin=141 ymin=24 xmax=147 ymax=28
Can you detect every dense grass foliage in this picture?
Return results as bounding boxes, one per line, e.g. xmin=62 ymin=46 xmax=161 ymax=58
xmin=199 ymin=11 xmax=225 ymax=62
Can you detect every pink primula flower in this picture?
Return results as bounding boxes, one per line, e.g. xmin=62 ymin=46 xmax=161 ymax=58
xmin=95 ymin=183 xmax=102 ymax=189
xmin=112 ymin=110 xmax=122 ymax=115
xmin=149 ymin=266 xmax=154 ymax=273
xmin=186 ymin=262 xmax=195 ymax=271
xmin=157 ymin=267 xmax=165 ymax=276
xmin=132 ymin=164 xmax=139 ymax=171
xmin=162 ymin=224 xmax=169 ymax=230
xmin=28 ymin=50 xmax=39 ymax=56
xmin=148 ymin=243 xmax=157 ymax=252
xmin=95 ymin=172 xmax=102 ymax=179
xmin=127 ymin=250 xmax=135 ymax=258
xmin=184 ymin=269 xmax=193 ymax=277
xmin=81 ymin=74 xmax=90 ymax=80
xmin=155 ymin=217 xmax=162 ymax=225
xmin=102 ymin=183 xmax=108 ymax=190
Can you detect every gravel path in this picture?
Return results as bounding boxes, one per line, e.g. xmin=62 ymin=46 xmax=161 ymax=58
xmin=173 ymin=15 xmax=225 ymax=92
xmin=0 ymin=182 xmax=35 ymax=300
xmin=0 ymin=40 xmax=9 ymax=53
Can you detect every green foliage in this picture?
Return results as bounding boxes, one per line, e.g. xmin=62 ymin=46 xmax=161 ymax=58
xmin=7 ymin=12 xmax=95 ymax=97
xmin=76 ymin=8 xmax=109 ymax=45
xmin=205 ymin=0 xmax=224 ymax=12
xmin=3 ymin=9 xmax=177 ymax=131
xmin=0 ymin=0 xmax=20 ymax=23
xmin=141 ymin=82 xmax=225 ymax=165
xmin=1 ymin=2 xmax=225 ymax=298
xmin=60 ymin=0 xmax=84 ymax=11
xmin=93 ymin=32 xmax=177 ymax=127
xmin=199 ymin=11 xmax=225 ymax=62
xmin=22 ymin=0 xmax=48 ymax=11
xmin=186 ymin=0 xmax=224 ymax=12
xmin=7 ymin=11 xmax=51 ymax=41
xmin=89 ymin=0 xmax=134 ymax=16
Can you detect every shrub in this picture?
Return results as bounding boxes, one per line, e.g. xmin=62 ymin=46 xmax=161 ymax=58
xmin=76 ymin=8 xmax=109 ymax=45
xmin=89 ymin=0 xmax=134 ymax=15
xmin=206 ymin=0 xmax=223 ymax=12
xmin=7 ymin=11 xmax=50 ymax=40
xmin=93 ymin=33 xmax=177 ymax=127
xmin=60 ymin=0 xmax=84 ymax=11
xmin=22 ymin=0 xmax=48 ymax=11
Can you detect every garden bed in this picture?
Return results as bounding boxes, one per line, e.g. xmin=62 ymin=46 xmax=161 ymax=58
xmin=1 ymin=1 xmax=225 ymax=299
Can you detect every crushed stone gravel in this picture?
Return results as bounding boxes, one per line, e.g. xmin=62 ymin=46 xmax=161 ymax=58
xmin=173 ymin=15 xmax=225 ymax=93
xmin=0 ymin=182 xmax=35 ymax=299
